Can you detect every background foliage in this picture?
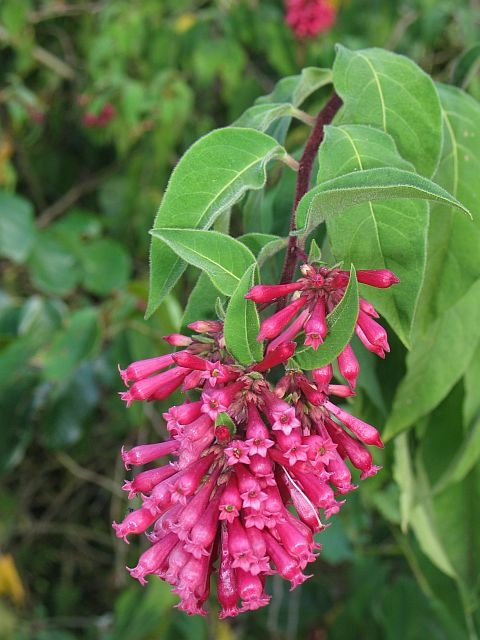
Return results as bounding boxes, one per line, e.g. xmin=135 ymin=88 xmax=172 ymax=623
xmin=1 ymin=1 xmax=479 ymax=639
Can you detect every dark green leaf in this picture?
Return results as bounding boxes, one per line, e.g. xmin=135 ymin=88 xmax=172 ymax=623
xmin=0 ymin=378 xmax=36 ymax=473
xmin=224 ymin=264 xmax=263 ymax=365
xmin=41 ymin=363 xmax=99 ymax=449
xmin=0 ymin=191 xmax=36 ymax=263
xmin=27 ymin=230 xmax=81 ymax=295
xmin=79 ymin=238 xmax=131 ymax=295
xmin=181 ymin=272 xmax=224 ymax=331
xmin=147 ymin=127 xmax=286 ymax=316
xmin=150 ymin=228 xmax=256 ymax=296
xmin=463 ymin=339 xmax=480 ymax=427
xmin=385 ymin=278 xmax=480 ymax=440
xmin=295 ymin=265 xmax=358 ymax=370
xmin=42 ymin=308 xmax=100 ymax=381
xmin=451 ymin=44 xmax=480 ymax=89
xmin=238 ymin=232 xmax=287 ymax=267
xmin=413 ymin=84 xmax=480 ymax=332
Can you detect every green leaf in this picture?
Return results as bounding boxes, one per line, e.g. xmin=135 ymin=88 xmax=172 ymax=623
xmin=295 ymin=167 xmax=470 ymax=240
xmin=294 ymin=265 xmax=358 ymax=370
xmin=333 ymin=45 xmax=442 ymax=177
xmin=0 ymin=378 xmax=36 ymax=473
xmin=150 ymin=228 xmax=256 ymax=296
xmin=307 ymin=238 xmax=322 ymax=263
xmin=238 ymin=232 xmax=287 ymax=267
xmin=41 ymin=364 xmax=99 ymax=449
xmin=433 ymin=415 xmax=480 ymax=494
xmin=181 ymin=271 xmax=224 ymax=331
xmin=463 ymin=339 xmax=480 ymax=428
xmin=393 ymin=433 xmax=416 ymax=533
xmin=256 ymin=67 xmax=332 ymax=107
xmin=451 ymin=44 xmax=480 ymax=89
xmin=319 ymin=125 xmax=428 ymax=347
xmin=147 ymin=127 xmax=286 ymax=317
xmin=413 ymin=84 xmax=480 ymax=332
xmin=410 ymin=459 xmax=457 ymax=580
xmin=27 ymin=229 xmax=81 ymax=295
xmin=0 ymin=191 xmax=36 ymax=263
xmin=384 ymin=278 xmax=480 ymax=440
xmin=42 ymin=308 xmax=100 ymax=381
xmin=79 ymin=238 xmax=131 ymax=295
xmin=233 ymin=103 xmax=313 ymax=132
xmin=224 ymin=264 xmax=263 ymax=366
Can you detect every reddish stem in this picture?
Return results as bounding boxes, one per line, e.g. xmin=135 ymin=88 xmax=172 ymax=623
xmin=279 ymin=92 xmax=343 ymax=289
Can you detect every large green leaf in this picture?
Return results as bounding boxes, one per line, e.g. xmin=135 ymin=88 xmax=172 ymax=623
xmin=320 ymin=125 xmax=428 ymax=347
xmin=224 ymin=264 xmax=263 ymax=365
xmin=413 ymin=84 xmax=480 ymax=333
xmin=294 ymin=266 xmax=358 ymax=370
xmin=295 ymin=167 xmax=470 ymax=240
xmin=150 ymin=229 xmax=256 ymax=296
xmin=384 ymin=278 xmax=480 ymax=440
xmin=333 ymin=45 xmax=442 ymax=177
xmin=147 ymin=127 xmax=286 ymax=317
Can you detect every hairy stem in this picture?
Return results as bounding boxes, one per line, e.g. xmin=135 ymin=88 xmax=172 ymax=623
xmin=279 ymin=92 xmax=342 ymax=289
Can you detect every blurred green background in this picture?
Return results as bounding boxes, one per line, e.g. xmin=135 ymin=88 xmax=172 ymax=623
xmin=1 ymin=1 xmax=479 ymax=638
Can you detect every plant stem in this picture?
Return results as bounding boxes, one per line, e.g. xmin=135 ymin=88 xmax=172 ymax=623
xmin=279 ymin=92 xmax=342 ymax=289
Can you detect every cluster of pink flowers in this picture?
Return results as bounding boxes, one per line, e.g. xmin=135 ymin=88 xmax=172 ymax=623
xmin=113 ymin=266 xmax=398 ymax=617
xmin=285 ymin=0 xmax=337 ymax=39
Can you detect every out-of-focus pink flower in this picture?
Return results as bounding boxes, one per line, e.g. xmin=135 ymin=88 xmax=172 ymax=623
xmin=285 ymin=0 xmax=337 ymax=39
xmin=82 ymin=102 xmax=116 ymax=128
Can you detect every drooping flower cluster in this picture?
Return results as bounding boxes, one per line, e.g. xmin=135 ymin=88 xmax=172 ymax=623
xmin=285 ymin=0 xmax=337 ymax=39
xmin=113 ymin=266 xmax=397 ymax=617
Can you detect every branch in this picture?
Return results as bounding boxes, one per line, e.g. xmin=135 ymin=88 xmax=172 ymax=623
xmin=279 ymin=92 xmax=342 ymax=288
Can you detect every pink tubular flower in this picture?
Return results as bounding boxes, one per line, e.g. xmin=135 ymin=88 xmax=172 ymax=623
xmin=285 ymin=0 xmax=337 ymax=39
xmin=121 ymin=440 xmax=179 ymax=469
xmin=257 ymin=296 xmax=308 ymax=341
xmin=114 ymin=315 xmax=385 ymax=617
xmin=354 ymin=269 xmax=400 ymax=288
xmin=245 ymin=281 xmax=304 ymax=303
xmin=119 ymin=366 xmax=189 ymax=406
xmin=119 ymin=354 xmax=174 ymax=386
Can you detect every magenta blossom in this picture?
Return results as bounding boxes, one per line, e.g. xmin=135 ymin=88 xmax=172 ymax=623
xmin=285 ymin=0 xmax=337 ymax=39
xmin=114 ymin=318 xmax=383 ymax=617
